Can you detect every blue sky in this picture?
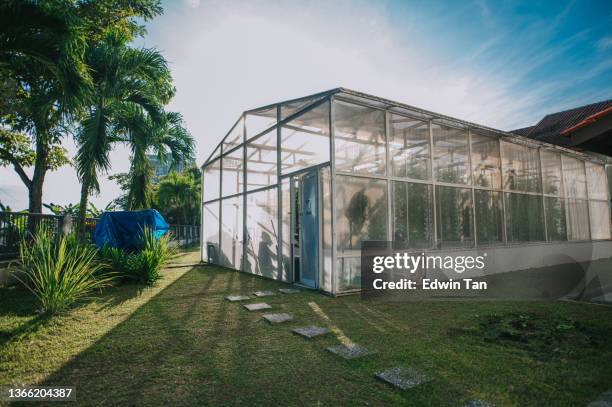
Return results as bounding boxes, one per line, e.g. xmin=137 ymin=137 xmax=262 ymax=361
xmin=1 ymin=0 xmax=611 ymax=210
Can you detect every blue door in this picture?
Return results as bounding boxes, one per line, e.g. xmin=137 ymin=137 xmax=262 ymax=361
xmin=299 ymin=170 xmax=319 ymax=288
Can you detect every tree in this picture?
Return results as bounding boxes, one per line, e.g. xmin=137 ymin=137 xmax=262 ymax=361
xmin=0 ymin=0 xmax=86 ymax=215
xmin=155 ymin=168 xmax=200 ymax=225
xmin=75 ymin=30 xmax=174 ymax=232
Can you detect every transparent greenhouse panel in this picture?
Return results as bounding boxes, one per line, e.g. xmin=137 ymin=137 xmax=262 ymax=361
xmin=202 ymin=159 xmax=220 ymax=202
xmin=504 ymin=193 xmax=545 ymax=242
xmin=585 ymin=162 xmax=608 ymax=200
xmin=335 ymin=175 xmax=388 ymax=254
xmin=207 ymin=144 xmax=221 ymax=164
xmin=540 ymin=150 xmax=563 ymax=196
xmin=320 ymin=166 xmax=333 ymax=292
xmin=221 ymin=147 xmax=244 ymax=197
xmin=565 ymin=199 xmax=590 ymax=241
xmin=221 ymin=196 xmax=243 ymax=269
xmin=280 ymin=95 xmax=325 ymax=120
xmin=433 ymin=124 xmax=470 ymax=184
xmin=246 ymin=106 xmax=277 ymax=140
xmin=589 ymin=200 xmax=611 ymax=240
xmin=545 ymin=197 xmax=567 ymax=241
xmin=280 ymin=101 xmax=330 ymax=175
xmin=223 ymin=117 xmax=244 ymax=152
xmin=333 ymin=100 xmax=386 ymax=175
xmin=471 ymin=132 xmax=500 ymax=189
xmin=245 ymin=188 xmax=279 ymax=279
xmin=388 ymin=114 xmax=431 ymax=180
xmin=246 ymin=130 xmax=277 ymax=191
xmin=474 ymin=190 xmax=503 ymax=245
xmin=392 ymin=181 xmax=433 ymax=249
xmin=501 ymin=142 xmax=541 ymax=193
xmin=435 ymin=186 xmax=474 ymax=248
xmin=280 ymin=178 xmax=291 ymax=282
xmin=202 ymin=201 xmax=220 ymax=264
xmin=562 ymin=156 xmax=587 ymax=198
xmin=336 ymin=257 xmax=361 ymax=292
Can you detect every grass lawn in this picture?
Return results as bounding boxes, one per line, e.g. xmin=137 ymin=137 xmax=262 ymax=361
xmin=1 ymin=255 xmax=611 ymax=406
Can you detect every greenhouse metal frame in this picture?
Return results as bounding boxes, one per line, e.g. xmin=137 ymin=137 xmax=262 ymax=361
xmin=201 ymin=88 xmax=611 ymax=295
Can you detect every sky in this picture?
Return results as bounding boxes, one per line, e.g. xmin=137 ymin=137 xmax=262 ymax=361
xmin=1 ymin=0 xmax=611 ymax=211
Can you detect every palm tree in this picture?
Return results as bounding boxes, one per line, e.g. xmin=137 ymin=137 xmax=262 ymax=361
xmin=75 ymin=30 xmax=173 ymax=232
xmin=156 ymin=171 xmax=199 ymax=225
xmin=120 ymin=110 xmax=194 ymax=210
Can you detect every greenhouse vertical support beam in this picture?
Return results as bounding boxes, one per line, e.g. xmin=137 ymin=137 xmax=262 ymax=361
xmin=385 ymin=110 xmax=393 ymax=246
xmin=429 ymin=119 xmax=438 ymax=248
xmin=329 ymin=96 xmax=338 ymax=295
xmin=242 ymin=119 xmax=247 ymax=272
xmin=468 ymin=128 xmax=478 ymax=247
xmin=538 ymin=148 xmax=549 ymax=242
xmin=498 ymin=139 xmax=508 ymax=244
xmin=276 ymin=104 xmax=283 ymax=280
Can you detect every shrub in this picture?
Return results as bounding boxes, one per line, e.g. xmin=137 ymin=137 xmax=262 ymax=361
xmin=99 ymin=228 xmax=175 ymax=285
xmin=15 ymin=227 xmax=114 ymax=315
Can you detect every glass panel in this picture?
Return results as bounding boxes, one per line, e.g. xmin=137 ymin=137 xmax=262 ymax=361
xmin=589 ymin=200 xmax=611 ymax=240
xmin=471 ymin=132 xmax=500 ymax=189
xmin=333 ymin=100 xmax=386 ymax=175
xmin=280 ymin=178 xmax=291 ymax=282
xmin=389 ymin=114 xmax=430 ymax=180
xmin=246 ymin=130 xmax=277 ymax=191
xmin=540 ymin=150 xmax=563 ymax=196
xmin=245 ymin=188 xmax=279 ymax=278
xmin=280 ymin=96 xmax=324 ymax=120
xmin=246 ymin=106 xmax=277 ymax=140
xmin=504 ymin=193 xmax=545 ymax=242
xmin=221 ymin=148 xmax=244 ymax=197
xmin=565 ymin=199 xmax=590 ymax=240
xmin=336 ymin=257 xmax=360 ymax=292
xmin=220 ymin=196 xmax=243 ymax=269
xmin=320 ymin=166 xmax=333 ymax=292
xmin=545 ymin=197 xmax=567 ymax=241
xmin=202 ymin=201 xmax=220 ymax=264
xmin=280 ymin=101 xmax=330 ymax=175
xmin=435 ymin=186 xmax=474 ymax=248
xmin=223 ymin=117 xmax=244 ymax=152
xmin=474 ymin=190 xmax=503 ymax=245
xmin=586 ymin=162 xmax=608 ymax=200
xmin=392 ymin=182 xmax=433 ymax=249
xmin=335 ymin=175 xmax=388 ymax=254
xmin=501 ymin=142 xmax=541 ymax=192
xmin=562 ymin=156 xmax=587 ymax=198
xmin=202 ymin=159 xmax=220 ymax=202
xmin=207 ymin=144 xmax=221 ymax=164
xmin=433 ymin=124 xmax=470 ymax=184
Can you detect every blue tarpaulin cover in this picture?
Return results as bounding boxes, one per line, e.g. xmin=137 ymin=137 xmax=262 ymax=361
xmin=93 ymin=209 xmax=169 ymax=250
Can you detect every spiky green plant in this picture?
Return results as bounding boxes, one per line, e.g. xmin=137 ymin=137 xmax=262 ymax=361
xmin=16 ymin=226 xmax=114 ymax=314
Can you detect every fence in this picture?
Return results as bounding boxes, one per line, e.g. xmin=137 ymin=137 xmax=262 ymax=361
xmin=0 ymin=211 xmax=199 ymax=260
xmin=167 ymin=224 xmax=200 ymax=247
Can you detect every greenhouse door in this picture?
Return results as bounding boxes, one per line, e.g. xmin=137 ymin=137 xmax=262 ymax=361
xmin=292 ymin=169 xmax=319 ymax=288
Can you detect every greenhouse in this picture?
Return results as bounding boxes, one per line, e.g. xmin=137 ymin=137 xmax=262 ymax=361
xmin=201 ymin=88 xmax=612 ymax=295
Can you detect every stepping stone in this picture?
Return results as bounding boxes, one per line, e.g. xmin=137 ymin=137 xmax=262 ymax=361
xmin=225 ymin=295 xmax=251 ymax=302
xmin=262 ymin=313 xmax=293 ymax=324
xmin=253 ymin=290 xmax=276 ymax=297
xmin=375 ymin=367 xmax=432 ymax=390
xmin=279 ymin=288 xmax=301 ymax=294
xmin=243 ymin=303 xmax=272 ymax=311
xmin=292 ymin=326 xmax=330 ymax=339
xmin=464 ymin=401 xmax=495 ymax=407
xmin=326 ymin=344 xmax=374 ymax=360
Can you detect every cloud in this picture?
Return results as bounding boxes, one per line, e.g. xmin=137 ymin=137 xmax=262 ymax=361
xmin=597 ymin=36 xmax=612 ymax=50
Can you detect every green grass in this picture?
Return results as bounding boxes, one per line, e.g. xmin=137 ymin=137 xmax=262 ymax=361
xmin=1 ymin=258 xmax=611 ymax=406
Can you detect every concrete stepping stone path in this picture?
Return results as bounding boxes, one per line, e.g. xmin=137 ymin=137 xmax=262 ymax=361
xmin=243 ymin=303 xmax=272 ymax=311
xmin=262 ymin=313 xmax=293 ymax=324
xmin=225 ymin=295 xmax=251 ymax=302
xmin=253 ymin=290 xmax=276 ymax=297
xmin=326 ymin=344 xmax=374 ymax=360
xmin=279 ymin=288 xmax=301 ymax=294
xmin=292 ymin=326 xmax=330 ymax=339
xmin=375 ymin=367 xmax=432 ymax=390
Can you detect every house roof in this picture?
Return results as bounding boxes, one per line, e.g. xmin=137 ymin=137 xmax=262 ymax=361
xmin=511 ymin=99 xmax=612 ymax=146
